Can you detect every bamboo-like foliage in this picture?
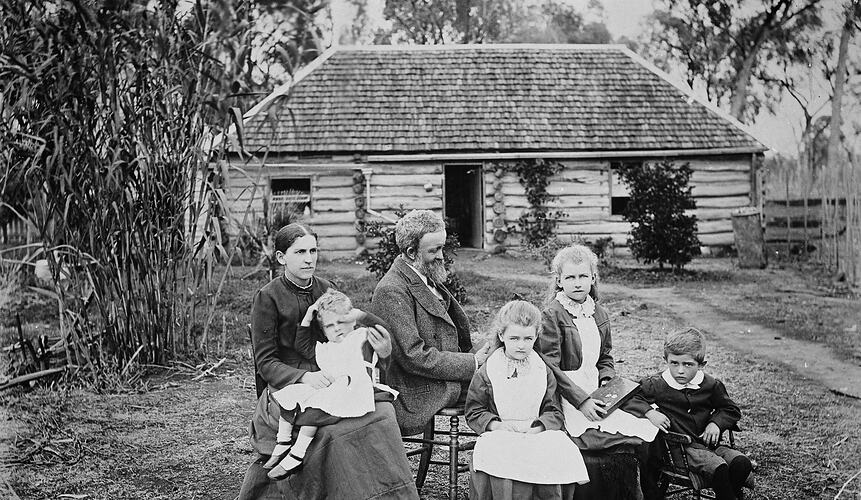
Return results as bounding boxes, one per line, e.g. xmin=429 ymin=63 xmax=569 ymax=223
xmin=0 ymin=0 xmax=257 ymax=382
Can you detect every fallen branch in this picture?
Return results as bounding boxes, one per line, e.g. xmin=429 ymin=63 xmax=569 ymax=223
xmin=192 ymin=358 xmax=226 ymax=381
xmin=0 ymin=367 xmax=65 ymax=391
xmin=834 ymin=467 xmax=861 ymax=500
xmin=120 ymin=345 xmax=146 ymax=377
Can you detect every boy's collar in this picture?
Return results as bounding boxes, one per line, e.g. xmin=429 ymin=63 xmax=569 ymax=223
xmin=662 ymin=369 xmax=704 ymax=390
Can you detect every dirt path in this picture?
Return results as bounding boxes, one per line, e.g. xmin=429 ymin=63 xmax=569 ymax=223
xmin=601 ymin=284 xmax=861 ymax=400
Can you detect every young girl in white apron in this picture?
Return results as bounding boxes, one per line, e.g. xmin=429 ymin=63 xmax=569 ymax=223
xmin=465 ymin=300 xmax=589 ymax=500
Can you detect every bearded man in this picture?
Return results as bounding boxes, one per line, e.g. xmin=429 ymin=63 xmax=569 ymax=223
xmin=371 ymin=210 xmax=491 ymax=436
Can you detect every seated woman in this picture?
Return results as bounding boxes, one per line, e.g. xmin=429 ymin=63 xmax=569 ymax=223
xmin=238 ymin=223 xmax=419 ymax=500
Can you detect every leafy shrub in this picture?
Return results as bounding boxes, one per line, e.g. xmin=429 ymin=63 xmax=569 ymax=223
xmin=616 ymin=160 xmax=700 ymax=270
xmin=365 ymin=214 xmax=469 ymax=304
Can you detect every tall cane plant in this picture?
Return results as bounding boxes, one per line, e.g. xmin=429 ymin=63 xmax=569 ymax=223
xmin=0 ymin=0 xmax=262 ymax=384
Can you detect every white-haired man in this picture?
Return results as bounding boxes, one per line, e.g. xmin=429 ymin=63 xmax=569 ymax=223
xmin=371 ymin=210 xmax=491 ymax=435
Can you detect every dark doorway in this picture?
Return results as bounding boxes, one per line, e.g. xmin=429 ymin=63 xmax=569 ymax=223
xmin=444 ymin=164 xmax=483 ymax=249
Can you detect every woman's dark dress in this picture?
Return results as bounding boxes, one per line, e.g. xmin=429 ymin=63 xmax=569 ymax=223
xmin=238 ymin=276 xmax=418 ymax=500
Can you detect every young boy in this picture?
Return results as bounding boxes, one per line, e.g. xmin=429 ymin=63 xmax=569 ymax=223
xmin=627 ymin=328 xmax=753 ymax=500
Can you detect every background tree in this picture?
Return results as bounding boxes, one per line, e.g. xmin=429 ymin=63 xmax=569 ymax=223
xmin=379 ymin=0 xmax=613 ymax=44
xmin=617 ymin=161 xmax=701 ymax=270
xmin=646 ymin=0 xmax=824 ymax=123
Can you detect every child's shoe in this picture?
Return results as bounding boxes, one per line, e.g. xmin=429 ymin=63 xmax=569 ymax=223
xmin=263 ymin=442 xmax=292 ymax=469
xmin=267 ymin=452 xmax=304 ymax=480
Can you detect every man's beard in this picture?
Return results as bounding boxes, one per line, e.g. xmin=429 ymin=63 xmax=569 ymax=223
xmin=419 ymin=258 xmax=448 ymax=284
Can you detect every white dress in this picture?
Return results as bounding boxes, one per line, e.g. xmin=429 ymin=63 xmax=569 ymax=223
xmin=271 ymin=328 xmax=397 ymax=418
xmin=556 ymin=292 xmax=659 ymax=442
xmin=472 ymin=349 xmax=589 ymax=485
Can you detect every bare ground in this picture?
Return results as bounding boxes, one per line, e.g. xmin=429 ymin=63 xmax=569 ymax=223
xmin=2 ymin=254 xmax=860 ymax=499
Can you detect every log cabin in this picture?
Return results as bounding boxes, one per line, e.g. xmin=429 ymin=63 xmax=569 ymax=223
xmin=221 ymin=44 xmax=768 ymax=260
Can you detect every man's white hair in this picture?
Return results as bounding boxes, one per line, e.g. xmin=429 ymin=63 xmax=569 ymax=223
xmin=395 ymin=210 xmax=445 ymax=254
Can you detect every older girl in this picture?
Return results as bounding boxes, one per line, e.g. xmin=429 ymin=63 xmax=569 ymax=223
xmin=466 ymin=300 xmax=589 ymax=500
xmin=238 ymin=223 xmax=418 ymax=500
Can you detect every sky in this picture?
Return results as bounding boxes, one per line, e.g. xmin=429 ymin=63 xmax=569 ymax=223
xmin=328 ymin=0 xmax=856 ymax=156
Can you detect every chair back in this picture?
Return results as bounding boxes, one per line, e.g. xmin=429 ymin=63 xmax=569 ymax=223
xmin=659 ymin=431 xmax=695 ymax=479
xmin=247 ymin=324 xmax=266 ymax=398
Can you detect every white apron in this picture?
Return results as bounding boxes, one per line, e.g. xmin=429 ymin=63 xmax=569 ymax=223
xmin=271 ymin=328 xmax=398 ymax=418
xmin=556 ymin=293 xmax=658 ymax=442
xmin=472 ymin=349 xmax=589 ymax=485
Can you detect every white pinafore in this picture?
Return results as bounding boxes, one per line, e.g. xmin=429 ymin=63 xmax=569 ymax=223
xmin=472 ymin=349 xmax=589 ymax=485
xmin=271 ymin=328 xmax=398 ymax=418
xmin=556 ymin=292 xmax=658 ymax=441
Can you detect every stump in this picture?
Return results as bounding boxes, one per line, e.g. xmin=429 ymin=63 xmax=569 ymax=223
xmin=731 ymin=207 xmax=767 ymax=269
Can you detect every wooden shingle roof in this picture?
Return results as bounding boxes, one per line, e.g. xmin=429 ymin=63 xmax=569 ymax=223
xmin=241 ymin=45 xmax=766 ymax=155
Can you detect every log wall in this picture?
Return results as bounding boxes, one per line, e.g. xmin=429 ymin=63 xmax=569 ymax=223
xmin=224 ymin=158 xmax=442 ymax=260
xmin=486 ymin=154 xmax=755 ymax=252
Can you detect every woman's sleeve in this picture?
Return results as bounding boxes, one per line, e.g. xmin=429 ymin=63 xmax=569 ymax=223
xmin=465 ymin=368 xmax=499 ymax=434
xmin=251 ymin=290 xmax=308 ymax=390
xmin=538 ymin=310 xmax=591 ymax=408
xmin=294 ymin=324 xmax=319 ymax=360
xmin=535 ymin=366 xmax=565 ymax=431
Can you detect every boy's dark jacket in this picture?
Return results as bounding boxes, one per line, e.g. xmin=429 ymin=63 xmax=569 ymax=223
xmin=626 ymin=372 xmax=741 ymax=442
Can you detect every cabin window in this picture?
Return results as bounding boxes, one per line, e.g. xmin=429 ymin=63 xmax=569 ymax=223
xmin=270 ymin=177 xmax=312 ymax=220
xmin=609 ymin=161 xmax=641 ymax=217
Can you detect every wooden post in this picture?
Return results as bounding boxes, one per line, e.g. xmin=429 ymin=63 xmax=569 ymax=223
xmin=731 ymin=207 xmax=767 ymax=269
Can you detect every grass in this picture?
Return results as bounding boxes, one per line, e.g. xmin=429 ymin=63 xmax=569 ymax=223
xmin=2 ymin=255 xmax=861 ymax=499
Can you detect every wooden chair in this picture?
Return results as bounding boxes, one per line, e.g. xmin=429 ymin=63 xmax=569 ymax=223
xmin=403 ymin=406 xmax=478 ymax=500
xmin=247 ymin=324 xmax=266 ymax=398
xmin=656 ymin=429 xmax=754 ymax=499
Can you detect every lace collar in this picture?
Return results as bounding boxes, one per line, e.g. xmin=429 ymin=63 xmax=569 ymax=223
xmin=555 ymin=291 xmax=595 ymax=319
xmin=505 ymin=352 xmax=533 ymax=378
xmin=662 ymin=369 xmax=704 ymax=390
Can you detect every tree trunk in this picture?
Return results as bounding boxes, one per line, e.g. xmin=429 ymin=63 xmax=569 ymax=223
xmin=826 ymin=6 xmax=851 ymax=172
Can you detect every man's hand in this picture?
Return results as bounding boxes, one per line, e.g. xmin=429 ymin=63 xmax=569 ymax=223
xmin=578 ymin=398 xmax=605 ymax=422
xmin=474 ymin=341 xmax=492 ymax=367
xmin=367 ymin=324 xmax=393 ymax=359
xmin=646 ymin=409 xmax=671 ymax=432
xmin=300 ymin=370 xmax=334 ymax=389
xmin=700 ymin=422 xmax=721 ymax=447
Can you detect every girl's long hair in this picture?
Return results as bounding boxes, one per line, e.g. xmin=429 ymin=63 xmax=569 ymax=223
xmin=543 ymin=244 xmax=600 ymax=308
xmin=484 ymin=300 xmax=543 ymax=352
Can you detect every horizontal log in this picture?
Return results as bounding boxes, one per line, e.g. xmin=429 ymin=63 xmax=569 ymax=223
xmin=496 ymin=194 xmax=608 ymax=210
xmin=313 ymin=187 xmax=356 ymax=200
xmin=305 ymin=211 xmax=355 ymax=225
xmin=694 ymin=196 xmax=751 ymax=208
xmin=698 ymin=231 xmax=734 ymax=245
xmin=372 ymin=173 xmax=442 ymax=187
xmin=369 ymin=185 xmax=442 ymax=198
xmin=557 ymin=221 xmax=632 ymax=234
xmin=697 ymin=219 xmax=733 ymax=234
xmin=690 ymin=170 xmax=750 ymax=183
xmin=318 ymin=236 xmax=362 ymax=251
xmin=368 ymin=196 xmax=442 ymax=211
xmin=683 ymin=157 xmax=751 ymax=172
xmin=689 ymin=208 xmax=734 ymax=221
xmin=313 ymin=224 xmax=357 ymax=237
xmin=315 ymin=176 xmax=357 ymax=189
xmin=366 ymin=163 xmax=443 ymax=175
xmin=691 ymin=182 xmax=750 ymax=198
xmin=501 ymin=182 xmax=608 ymax=197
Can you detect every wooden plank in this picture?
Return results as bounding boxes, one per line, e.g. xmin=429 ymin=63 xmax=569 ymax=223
xmin=366 ymin=164 xmax=443 ymax=175
xmin=697 ymin=219 xmax=733 ymax=234
xmin=558 ymin=221 xmax=632 ymax=234
xmin=765 ymin=227 xmax=824 ymax=240
xmin=369 ymin=185 xmax=442 ymax=198
xmin=689 ymin=208 xmax=734 ymax=221
xmin=314 ymin=224 xmax=356 ymax=237
xmin=501 ymin=182 xmax=608 ymax=197
xmin=691 ymin=182 xmax=750 ymax=198
xmin=698 ymin=231 xmax=734 ymax=245
xmin=690 ymin=170 xmax=750 ymax=183
xmin=313 ymin=186 xmax=356 ymax=201
xmin=372 ymin=173 xmax=442 ymax=187
xmin=683 ymin=157 xmax=751 ymax=172
xmin=306 ymin=211 xmax=355 ymax=225
xmin=368 ymin=196 xmax=442 ymax=211
xmin=315 ymin=176 xmax=356 ymax=189
xmin=318 ymin=236 xmax=361 ymax=251
xmin=694 ymin=196 xmax=751 ymax=208
xmin=498 ymin=194 xmax=608 ymax=209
